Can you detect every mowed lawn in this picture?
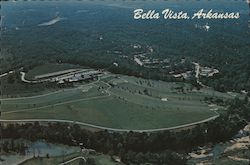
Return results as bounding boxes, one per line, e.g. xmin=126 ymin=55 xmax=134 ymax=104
xmin=0 ymin=74 xmax=232 ymax=130
xmin=1 ymin=85 xmax=104 ymax=112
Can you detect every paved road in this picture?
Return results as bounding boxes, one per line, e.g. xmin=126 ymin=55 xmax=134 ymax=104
xmin=20 ymin=72 xmax=42 ymax=83
xmin=0 ymin=70 xmax=14 ymax=78
xmin=192 ymin=62 xmax=211 ymax=88
xmin=0 ymin=114 xmax=219 ymax=133
xmin=193 ymin=62 xmax=203 ymax=86
xmin=58 ymin=156 xmax=86 ymax=165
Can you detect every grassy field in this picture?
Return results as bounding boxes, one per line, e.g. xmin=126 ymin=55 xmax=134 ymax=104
xmin=1 ymin=84 xmax=104 ymax=112
xmin=25 ymin=63 xmax=82 ymax=80
xmin=0 ymin=70 xmax=236 ymax=130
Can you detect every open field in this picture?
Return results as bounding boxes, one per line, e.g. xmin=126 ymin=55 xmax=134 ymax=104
xmin=0 ymin=67 xmax=237 ymax=131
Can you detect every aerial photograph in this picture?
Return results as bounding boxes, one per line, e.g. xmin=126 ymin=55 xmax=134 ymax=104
xmin=0 ymin=0 xmax=249 ymax=164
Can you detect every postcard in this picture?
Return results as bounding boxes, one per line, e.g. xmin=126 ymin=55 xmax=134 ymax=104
xmin=0 ymin=0 xmax=250 ymax=164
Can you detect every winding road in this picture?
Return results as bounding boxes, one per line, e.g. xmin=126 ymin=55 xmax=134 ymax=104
xmin=0 ymin=114 xmax=219 ymax=133
xmin=193 ymin=62 xmax=204 ymax=87
xmin=0 ymin=70 xmax=14 ymax=78
xmin=58 ymin=156 xmax=86 ymax=165
xmin=192 ymin=62 xmax=211 ymax=88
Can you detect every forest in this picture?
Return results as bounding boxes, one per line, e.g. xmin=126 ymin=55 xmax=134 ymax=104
xmin=1 ymin=1 xmax=250 ymax=93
